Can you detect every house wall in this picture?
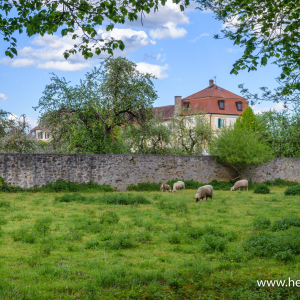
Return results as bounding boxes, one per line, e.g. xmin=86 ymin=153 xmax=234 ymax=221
xmin=0 ymin=154 xmax=299 ymax=190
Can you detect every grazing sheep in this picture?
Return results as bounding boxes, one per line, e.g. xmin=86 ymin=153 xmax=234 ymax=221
xmin=230 ymin=179 xmax=248 ymax=191
xmin=172 ymin=181 xmax=185 ymax=192
xmin=160 ymin=184 xmax=171 ymax=192
xmin=195 ymin=185 xmax=213 ymax=202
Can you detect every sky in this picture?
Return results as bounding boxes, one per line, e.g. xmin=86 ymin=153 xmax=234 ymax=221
xmin=0 ymin=1 xmax=285 ymax=128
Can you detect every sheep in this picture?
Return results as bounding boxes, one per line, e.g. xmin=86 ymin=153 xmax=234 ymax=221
xmin=172 ymin=181 xmax=185 ymax=192
xmin=195 ymin=185 xmax=213 ymax=202
xmin=230 ymin=179 xmax=248 ymax=191
xmin=160 ymin=184 xmax=171 ymax=192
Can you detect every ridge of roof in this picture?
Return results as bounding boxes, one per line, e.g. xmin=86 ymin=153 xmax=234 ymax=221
xmin=182 ymin=84 xmax=246 ymax=101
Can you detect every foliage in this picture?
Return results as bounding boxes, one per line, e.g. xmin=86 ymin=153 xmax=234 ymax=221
xmin=100 ymin=194 xmax=151 ymax=205
xmin=127 ymin=182 xmax=162 ymax=192
xmin=35 ymin=57 xmax=156 ymax=153
xmin=1 ymin=0 xmax=190 ymax=59
xmin=253 ymin=217 xmax=271 ymax=230
xmin=264 ymin=178 xmax=299 ymax=187
xmin=284 ymin=185 xmax=300 ymax=196
xmin=196 ymin=0 xmax=300 ymax=94
xmin=0 ymin=115 xmax=38 ymax=153
xmin=254 ymin=184 xmax=270 ymax=194
xmin=99 ymin=211 xmax=119 ymax=225
xmin=234 ymin=107 xmax=261 ymax=132
xmin=170 ymin=107 xmax=213 ymax=155
xmin=210 ymin=126 xmax=273 ymax=180
xmin=122 ymin=112 xmax=172 ymax=154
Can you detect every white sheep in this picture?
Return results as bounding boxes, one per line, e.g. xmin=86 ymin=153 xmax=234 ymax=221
xmin=172 ymin=181 xmax=185 ymax=192
xmin=160 ymin=184 xmax=171 ymax=192
xmin=230 ymin=179 xmax=248 ymax=191
xmin=195 ymin=185 xmax=213 ymax=202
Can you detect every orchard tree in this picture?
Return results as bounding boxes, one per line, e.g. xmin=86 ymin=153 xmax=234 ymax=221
xmin=123 ymin=112 xmax=172 ymax=154
xmin=35 ymin=57 xmax=157 ymax=153
xmin=210 ymin=126 xmax=273 ymax=180
xmin=170 ymin=107 xmax=212 ymax=155
xmin=1 ymin=0 xmax=190 ymax=59
xmin=234 ymin=107 xmax=262 ymax=132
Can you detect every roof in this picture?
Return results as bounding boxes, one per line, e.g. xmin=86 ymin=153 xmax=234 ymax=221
xmin=182 ymin=84 xmax=247 ymax=101
xmin=153 ymin=105 xmax=174 ymax=121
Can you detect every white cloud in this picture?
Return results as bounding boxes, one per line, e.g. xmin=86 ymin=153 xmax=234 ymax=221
xmin=252 ymin=102 xmax=287 ymax=114
xmin=136 ymin=62 xmax=169 ymax=79
xmin=0 ymin=28 xmax=155 ymax=72
xmin=189 ymin=33 xmax=209 ymax=43
xmin=0 ymin=93 xmax=8 ymax=101
xmin=150 ymin=22 xmax=187 ymax=39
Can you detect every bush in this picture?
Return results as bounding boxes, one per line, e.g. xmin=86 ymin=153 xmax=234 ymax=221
xmin=208 ymin=180 xmax=232 ymax=191
xmin=243 ymin=227 xmax=300 ymax=258
xmin=0 ymin=179 xmax=114 ymax=193
xmin=264 ymin=178 xmax=299 ymax=187
xmin=254 ymin=184 xmax=270 ymax=194
xmin=203 ymin=235 xmax=227 ymax=252
xmin=284 ymin=185 xmax=300 ymax=196
xmin=271 ymin=216 xmax=300 ymax=231
xmin=127 ymin=182 xmax=161 ymax=192
xmin=105 ymin=234 xmax=135 ymax=250
xmin=253 ymin=217 xmax=271 ymax=230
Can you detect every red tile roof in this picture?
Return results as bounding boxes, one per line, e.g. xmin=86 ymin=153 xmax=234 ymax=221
xmin=182 ymin=84 xmax=247 ymax=101
xmin=153 ymin=84 xmax=248 ymax=119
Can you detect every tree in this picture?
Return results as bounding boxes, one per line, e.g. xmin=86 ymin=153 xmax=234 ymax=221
xmin=1 ymin=0 xmax=190 ymax=59
xmin=234 ymin=107 xmax=261 ymax=132
xmin=123 ymin=112 xmax=172 ymax=154
xmin=196 ymin=0 xmax=300 ymax=94
xmin=0 ymin=115 xmax=38 ymax=153
xmin=210 ymin=126 xmax=273 ymax=180
xmin=35 ymin=57 xmax=157 ymax=153
xmin=170 ymin=107 xmax=212 ymax=155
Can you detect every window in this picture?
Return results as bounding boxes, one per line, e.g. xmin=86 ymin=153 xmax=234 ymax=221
xmin=236 ymin=102 xmax=242 ymax=111
xmin=218 ymin=100 xmax=225 ymax=110
xmin=183 ymin=102 xmax=190 ymax=109
xmin=218 ymin=118 xmax=225 ymax=129
xmin=40 ymin=132 xmax=43 ymax=139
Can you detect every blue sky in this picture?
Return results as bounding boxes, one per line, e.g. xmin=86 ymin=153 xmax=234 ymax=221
xmin=0 ymin=1 xmax=284 ymax=128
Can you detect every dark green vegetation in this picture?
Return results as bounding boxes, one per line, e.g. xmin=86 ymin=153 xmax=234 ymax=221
xmin=0 ymin=179 xmax=114 ymax=193
xmin=1 ymin=187 xmax=300 ymax=299
xmin=254 ymin=184 xmax=270 ymax=194
xmin=285 ymin=185 xmax=300 ymax=196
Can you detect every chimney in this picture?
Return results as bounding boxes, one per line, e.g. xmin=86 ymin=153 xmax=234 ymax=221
xmin=209 ymin=79 xmax=214 ymax=87
xmin=174 ymin=96 xmax=182 ymax=114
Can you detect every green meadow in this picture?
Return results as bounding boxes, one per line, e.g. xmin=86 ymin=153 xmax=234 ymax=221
xmin=1 ymin=188 xmax=300 ymax=299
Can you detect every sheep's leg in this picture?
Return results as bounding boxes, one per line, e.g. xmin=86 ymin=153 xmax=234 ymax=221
xmin=247 ymin=186 xmax=248 ymax=191
xmin=239 ymin=187 xmax=240 ymax=191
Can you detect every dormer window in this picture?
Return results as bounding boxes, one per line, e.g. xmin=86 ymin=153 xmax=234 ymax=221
xmin=184 ymin=102 xmax=190 ymax=109
xmin=218 ymin=100 xmax=225 ymax=110
xmin=236 ymin=102 xmax=242 ymax=111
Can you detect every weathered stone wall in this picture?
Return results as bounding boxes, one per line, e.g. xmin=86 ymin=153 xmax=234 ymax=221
xmin=243 ymin=158 xmax=300 ymax=183
xmin=1 ymin=154 xmax=299 ymax=190
xmin=0 ymin=154 xmax=233 ymax=190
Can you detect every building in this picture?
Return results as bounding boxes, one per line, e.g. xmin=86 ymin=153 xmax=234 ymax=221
xmin=153 ymin=79 xmax=248 ymax=129
xmin=29 ymin=125 xmax=51 ymax=141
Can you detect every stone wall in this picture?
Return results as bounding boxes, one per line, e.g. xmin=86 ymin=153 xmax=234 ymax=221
xmin=0 ymin=154 xmax=232 ymax=190
xmin=1 ymin=154 xmax=299 ymax=190
xmin=243 ymin=158 xmax=300 ymax=183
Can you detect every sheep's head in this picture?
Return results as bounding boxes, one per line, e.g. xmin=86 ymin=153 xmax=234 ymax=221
xmin=195 ymin=193 xmax=200 ymax=202
xmin=230 ymin=187 xmax=234 ymax=191
xmin=172 ymin=189 xmax=177 ymax=192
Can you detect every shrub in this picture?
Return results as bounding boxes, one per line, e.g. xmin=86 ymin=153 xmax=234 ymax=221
xmin=85 ymin=240 xmax=100 ymax=249
xmin=127 ymin=182 xmax=161 ymax=192
xmin=271 ymin=216 xmax=300 ymax=231
xmin=243 ymin=228 xmax=300 ymax=258
xmin=253 ymin=217 xmax=271 ymax=230
xmin=284 ymin=185 xmax=300 ymax=196
xmin=105 ymin=234 xmax=135 ymax=250
xmin=264 ymin=178 xmax=299 ymax=187
xmin=100 ymin=211 xmax=119 ymax=225
xmin=208 ymin=180 xmax=232 ymax=191
xmin=254 ymin=184 xmax=270 ymax=194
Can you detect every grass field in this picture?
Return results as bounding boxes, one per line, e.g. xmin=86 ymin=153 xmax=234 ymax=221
xmin=1 ymin=188 xmax=300 ymax=299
